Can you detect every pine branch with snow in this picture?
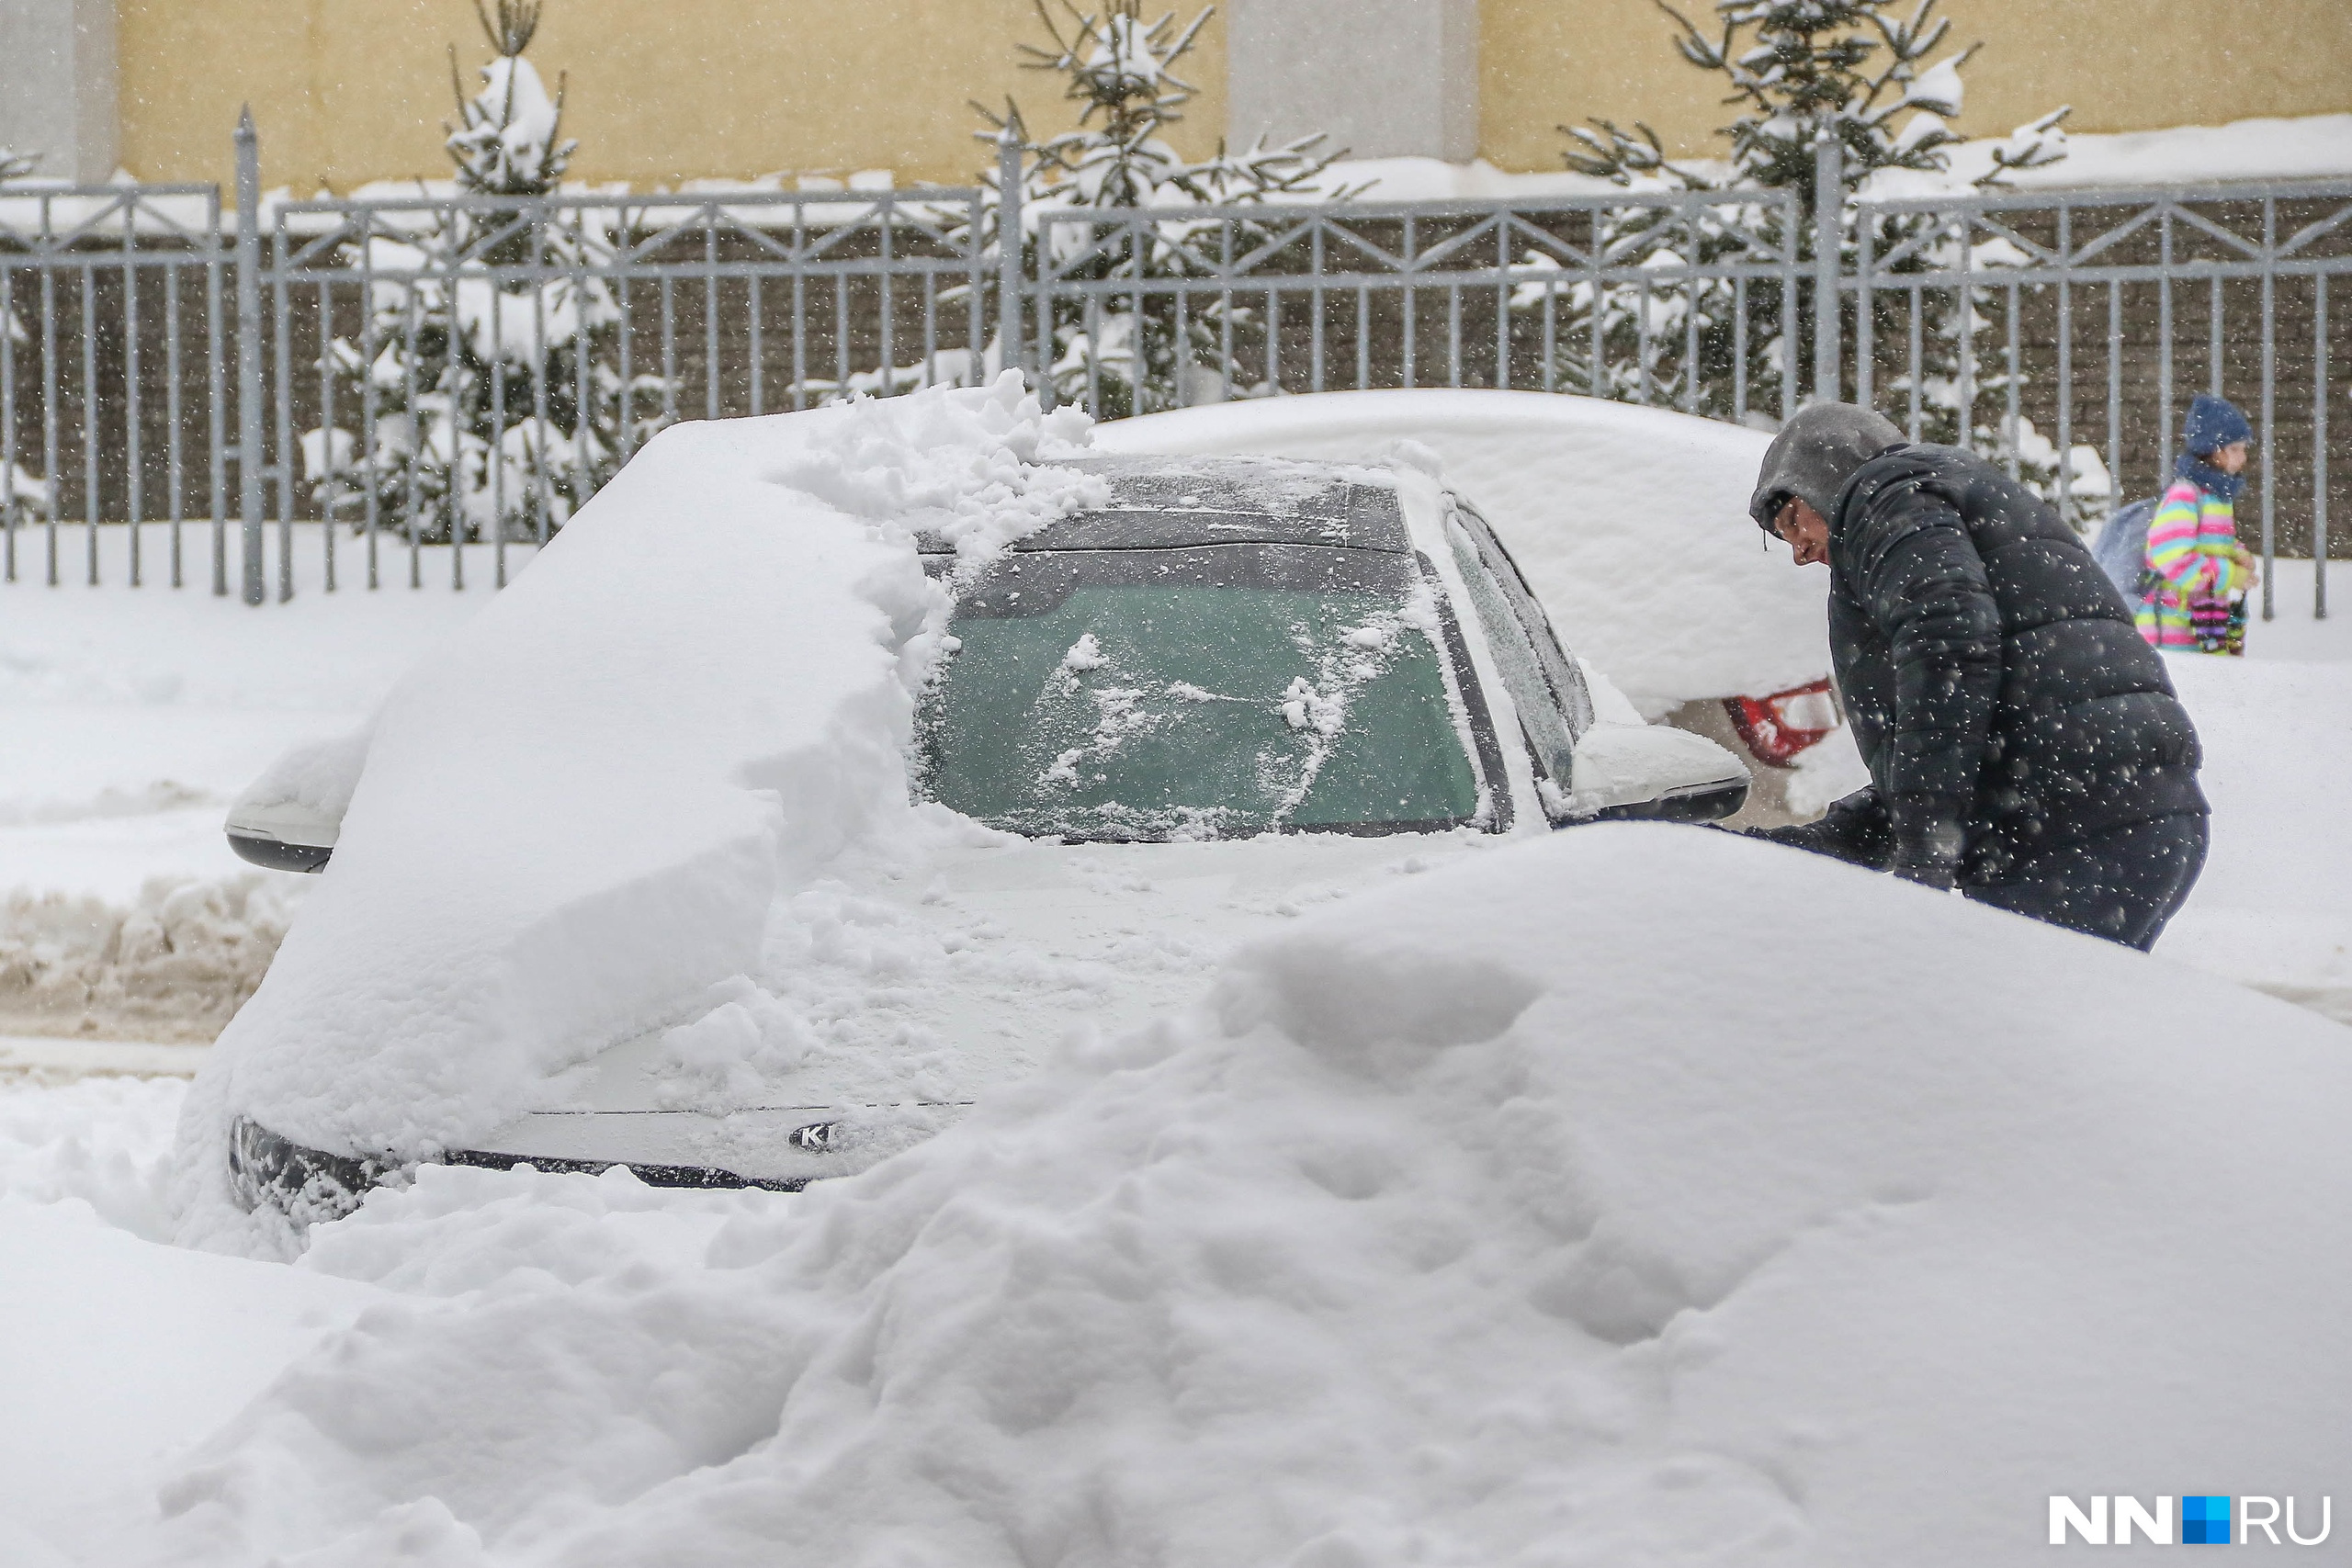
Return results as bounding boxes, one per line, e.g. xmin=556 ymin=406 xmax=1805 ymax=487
xmin=304 ymin=1 xmax=669 ymax=546
xmin=1538 ymin=0 xmax=2093 ymax=518
xmin=444 ymin=1 xmax=575 ymax=199
xmin=960 ymin=1 xmax=1349 ymax=417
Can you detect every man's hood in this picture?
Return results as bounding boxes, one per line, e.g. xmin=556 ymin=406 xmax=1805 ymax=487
xmin=1747 ymin=402 xmax=1906 ymax=532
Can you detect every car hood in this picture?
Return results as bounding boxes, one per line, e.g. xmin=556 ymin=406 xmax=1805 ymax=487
xmin=467 ymin=828 xmax=1509 ymax=1183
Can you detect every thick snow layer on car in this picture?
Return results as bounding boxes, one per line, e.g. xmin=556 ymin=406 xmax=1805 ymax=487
xmin=1095 ymin=389 xmax=1826 ymax=715
xmin=98 ymin=824 xmax=2352 ymax=1566
xmin=228 ymin=725 xmax=371 ymax=822
xmin=172 ymin=375 xmax=1098 ymax=1249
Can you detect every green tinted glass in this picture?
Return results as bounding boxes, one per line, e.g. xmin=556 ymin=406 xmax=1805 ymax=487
xmin=919 ymin=572 xmax=1478 ymax=840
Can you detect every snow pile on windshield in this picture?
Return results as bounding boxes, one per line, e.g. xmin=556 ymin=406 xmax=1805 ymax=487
xmin=763 ymin=377 xmax=1097 ymax=569
xmin=172 ymin=373 xmax=1096 ymax=1251
xmin=124 ymin=824 xmax=2351 ymax=1564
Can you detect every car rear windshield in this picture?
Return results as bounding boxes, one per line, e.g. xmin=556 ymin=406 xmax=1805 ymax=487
xmin=916 ymin=544 xmax=1483 ymax=840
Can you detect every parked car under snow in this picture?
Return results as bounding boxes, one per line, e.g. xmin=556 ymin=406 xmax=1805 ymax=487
xmin=204 ymin=396 xmax=1745 ymax=1228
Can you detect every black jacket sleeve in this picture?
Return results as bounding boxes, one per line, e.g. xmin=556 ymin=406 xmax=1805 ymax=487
xmin=1844 ymin=473 xmax=2004 ymax=873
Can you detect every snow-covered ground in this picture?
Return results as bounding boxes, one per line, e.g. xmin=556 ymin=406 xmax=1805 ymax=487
xmin=1 ymin=381 xmax=2346 ymax=1564
xmin=7 ymin=827 xmax=2351 ymax=1565
xmin=1 ymin=530 xmax=493 ymax=1040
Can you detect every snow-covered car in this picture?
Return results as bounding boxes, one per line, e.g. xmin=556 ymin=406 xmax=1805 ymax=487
xmin=198 ymin=388 xmax=1746 ymax=1230
xmin=1094 ymin=389 xmax=1868 ymax=818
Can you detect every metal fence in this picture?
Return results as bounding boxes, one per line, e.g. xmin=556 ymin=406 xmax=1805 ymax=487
xmin=0 ymin=180 xmax=226 ymax=591
xmin=1023 ymin=185 xmax=1805 ymax=423
xmin=1844 ymin=163 xmax=2352 ymax=619
xmin=251 ymin=130 xmax=989 ymax=596
xmin=2 ymin=119 xmax=2347 ymax=619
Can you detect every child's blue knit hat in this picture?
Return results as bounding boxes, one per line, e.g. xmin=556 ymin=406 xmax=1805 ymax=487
xmin=2183 ymin=394 xmax=2252 ymax=457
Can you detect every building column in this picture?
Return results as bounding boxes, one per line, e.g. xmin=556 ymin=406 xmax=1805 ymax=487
xmin=0 ymin=0 xmax=119 ymax=181
xmin=1225 ymin=0 xmax=1478 ymax=164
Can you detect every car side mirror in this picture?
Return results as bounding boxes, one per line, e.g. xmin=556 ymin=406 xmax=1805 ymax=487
xmin=1564 ymin=723 xmax=1750 ymax=824
xmin=223 ymin=728 xmax=368 ymax=874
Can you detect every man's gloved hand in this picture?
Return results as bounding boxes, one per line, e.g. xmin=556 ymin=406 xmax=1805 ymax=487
xmin=1889 ymin=807 xmax=1964 ymax=892
xmin=1744 ymin=787 xmax=1892 ymax=869
xmin=1890 ymin=859 xmax=1959 ymax=891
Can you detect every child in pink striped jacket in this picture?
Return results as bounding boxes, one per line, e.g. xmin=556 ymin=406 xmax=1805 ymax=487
xmin=2138 ymin=393 xmax=2258 ymax=655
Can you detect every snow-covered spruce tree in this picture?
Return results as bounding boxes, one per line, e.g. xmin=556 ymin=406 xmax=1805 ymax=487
xmin=967 ymin=1 xmax=1345 ymax=418
xmin=1539 ymin=0 xmax=2095 ymax=518
xmin=305 ymin=1 xmax=668 ymax=545
xmin=0 ymin=148 xmax=51 ymax=536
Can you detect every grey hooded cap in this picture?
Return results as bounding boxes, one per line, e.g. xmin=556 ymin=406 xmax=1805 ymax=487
xmin=1747 ymin=402 xmax=1907 ymax=531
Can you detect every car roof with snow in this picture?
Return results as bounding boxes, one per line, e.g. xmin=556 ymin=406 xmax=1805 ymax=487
xmin=1091 ymin=389 xmax=1831 ymax=712
xmin=916 ymin=455 xmax=1412 ymax=556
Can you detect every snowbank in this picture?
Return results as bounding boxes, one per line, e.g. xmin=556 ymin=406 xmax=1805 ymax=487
xmin=0 ymin=1077 xmax=392 ymax=1562
xmin=129 ymin=824 xmax=2352 ymax=1566
xmin=1307 ymin=116 xmax=2352 ymax=202
xmin=0 ymin=875 xmax=297 ymax=1043
xmin=2163 ymin=653 xmax=2352 ymax=1022
xmin=173 ymin=375 xmax=1097 ymax=1248
xmin=1096 ymin=389 xmax=1825 ymax=715
xmin=1871 ymin=113 xmax=2352 ymax=196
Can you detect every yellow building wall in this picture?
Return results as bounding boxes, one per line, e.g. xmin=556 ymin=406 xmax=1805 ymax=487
xmin=114 ymin=0 xmax=2350 ymax=191
xmin=117 ymin=0 xmax=1230 ymax=192
xmin=1487 ymin=0 xmax=2352 ymax=173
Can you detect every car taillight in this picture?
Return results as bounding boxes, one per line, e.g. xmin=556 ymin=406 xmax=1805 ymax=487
xmin=1724 ymin=678 xmax=1838 ymax=767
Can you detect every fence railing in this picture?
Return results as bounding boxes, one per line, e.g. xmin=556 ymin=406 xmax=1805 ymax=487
xmin=1022 ymin=186 xmax=1805 ymax=423
xmin=1847 ymin=172 xmax=2352 ymax=620
xmin=0 ymin=180 xmax=227 ymax=592
xmin=2 ymin=120 xmax=2346 ymax=620
xmin=256 ymin=164 xmax=988 ymax=594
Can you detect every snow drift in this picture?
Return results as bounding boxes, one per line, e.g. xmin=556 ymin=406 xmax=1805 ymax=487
xmin=2165 ymin=656 xmax=2352 ymax=1023
xmin=1095 ymin=389 xmax=1824 ymax=715
xmin=172 ymin=375 xmax=1097 ymax=1250
xmin=0 ymin=875 xmax=298 ymax=1044
xmin=144 ymin=825 xmax=2352 ymax=1567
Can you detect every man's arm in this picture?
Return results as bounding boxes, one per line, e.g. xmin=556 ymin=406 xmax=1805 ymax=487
xmin=1848 ymin=478 xmax=2004 ymax=887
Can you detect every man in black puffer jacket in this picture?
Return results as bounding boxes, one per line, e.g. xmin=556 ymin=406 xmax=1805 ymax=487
xmin=1743 ymin=402 xmax=2208 ymax=950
